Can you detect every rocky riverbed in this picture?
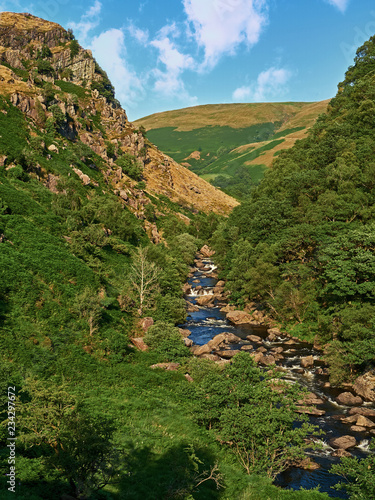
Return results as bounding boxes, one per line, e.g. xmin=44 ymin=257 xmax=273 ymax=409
xmin=180 ymin=248 xmax=375 ymax=498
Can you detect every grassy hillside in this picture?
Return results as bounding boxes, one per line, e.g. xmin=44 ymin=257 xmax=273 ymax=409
xmin=135 ymin=101 xmax=330 ymax=199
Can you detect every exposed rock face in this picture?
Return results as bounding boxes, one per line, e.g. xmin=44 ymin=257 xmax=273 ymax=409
xmin=353 ymin=371 xmax=375 ymax=402
xmin=0 ymin=11 xmax=238 ymax=224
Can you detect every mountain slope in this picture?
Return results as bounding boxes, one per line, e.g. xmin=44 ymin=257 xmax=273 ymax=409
xmin=0 ymin=12 xmax=238 ymax=215
xmin=135 ymin=100 xmax=329 ymax=199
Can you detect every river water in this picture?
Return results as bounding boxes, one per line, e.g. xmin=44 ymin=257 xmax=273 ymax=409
xmin=181 ymin=259 xmax=375 ymax=498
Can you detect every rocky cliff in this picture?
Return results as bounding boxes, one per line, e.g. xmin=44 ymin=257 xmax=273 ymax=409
xmin=0 ymin=11 xmax=238 ymax=221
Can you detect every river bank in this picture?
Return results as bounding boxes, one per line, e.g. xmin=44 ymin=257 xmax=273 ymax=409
xmin=180 ymin=249 xmax=375 ymax=498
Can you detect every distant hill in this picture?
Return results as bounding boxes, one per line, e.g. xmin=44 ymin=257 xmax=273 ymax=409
xmin=134 ymin=100 xmax=330 ymax=199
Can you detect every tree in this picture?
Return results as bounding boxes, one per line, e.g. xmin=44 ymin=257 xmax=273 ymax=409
xmin=17 ymin=378 xmax=122 ymax=499
xmin=331 ymin=441 xmax=375 ymax=499
xmin=130 ymin=247 xmax=161 ymax=316
xmin=190 ymin=353 xmax=318 ymax=478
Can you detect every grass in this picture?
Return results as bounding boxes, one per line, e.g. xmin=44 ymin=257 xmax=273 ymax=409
xmin=136 ymin=101 xmax=329 ymax=200
xmin=55 ymin=80 xmax=89 ymax=99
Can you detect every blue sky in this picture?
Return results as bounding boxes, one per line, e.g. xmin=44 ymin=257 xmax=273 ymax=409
xmin=1 ymin=0 xmax=375 ymax=120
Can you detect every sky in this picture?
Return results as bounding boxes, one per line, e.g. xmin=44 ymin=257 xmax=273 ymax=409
xmin=1 ymin=0 xmax=375 ymax=121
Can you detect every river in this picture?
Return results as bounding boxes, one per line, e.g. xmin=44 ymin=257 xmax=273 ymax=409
xmin=181 ymin=257 xmax=374 ymax=498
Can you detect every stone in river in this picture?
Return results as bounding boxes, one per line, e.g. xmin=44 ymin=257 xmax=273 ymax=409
xmin=226 ymin=310 xmax=255 ymax=325
xmin=336 ymin=392 xmax=363 ymax=406
xmin=179 ymin=328 xmax=192 ymax=338
xmin=271 ymin=347 xmax=284 ymax=354
xmin=332 ymin=449 xmax=352 ymax=458
xmin=241 ymin=345 xmax=254 ymax=351
xmin=196 ymin=294 xmax=215 ymax=306
xmin=329 ymin=435 xmax=357 ymax=450
xmin=348 ymin=407 xmax=375 ymax=418
xmin=247 ymin=334 xmax=262 ymax=343
xmin=186 ymin=301 xmax=200 ymax=312
xmin=184 ymin=338 xmax=193 ymax=347
xmin=350 ymin=425 xmax=367 ymax=432
xmin=298 ymin=392 xmax=325 ymax=406
xmin=256 ymin=346 xmax=267 ymax=353
xmin=356 ymin=415 xmax=375 ymax=428
xmin=301 ymin=355 xmax=314 ymax=368
xmin=353 ymin=371 xmax=375 ymax=402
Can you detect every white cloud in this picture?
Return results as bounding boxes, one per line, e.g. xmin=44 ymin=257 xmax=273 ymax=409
xmin=67 ymin=0 xmax=101 ymax=45
xmin=233 ymin=67 xmax=292 ymax=102
xmin=150 ymin=29 xmax=197 ymax=103
xmin=127 ymin=23 xmax=149 ymax=45
xmin=325 ymin=0 xmax=349 ymax=12
xmin=89 ymin=28 xmax=145 ymax=110
xmin=183 ymin=0 xmax=269 ymax=67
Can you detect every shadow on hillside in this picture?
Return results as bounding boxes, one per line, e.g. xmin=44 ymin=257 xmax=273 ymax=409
xmin=118 ymin=443 xmax=222 ymax=499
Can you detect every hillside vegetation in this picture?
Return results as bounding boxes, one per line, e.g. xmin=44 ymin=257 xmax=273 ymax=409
xmin=213 ymin=34 xmax=375 ymax=387
xmin=135 ymin=100 xmax=329 ymax=199
xmin=0 ymin=12 xmax=334 ymax=500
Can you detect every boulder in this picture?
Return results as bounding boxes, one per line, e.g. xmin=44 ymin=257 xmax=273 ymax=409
xmin=179 ymin=328 xmax=192 ymax=338
xmin=267 ymin=327 xmax=282 ymax=337
xmin=336 ymin=392 xmax=363 ymax=406
xmin=331 ymin=449 xmax=352 ymax=458
xmin=271 ymin=347 xmax=284 ymax=354
xmin=298 ymin=392 xmax=325 ymax=406
xmin=350 ymin=425 xmax=366 ymax=432
xmin=301 ymin=356 xmax=314 ymax=368
xmin=185 ymin=373 xmax=194 ymax=382
xmin=183 ymin=283 xmax=192 ymax=294
xmin=184 ymin=338 xmax=193 ymax=347
xmin=356 ymin=415 xmax=375 ymax=428
xmin=130 ymin=337 xmax=149 ymax=351
xmin=247 ymin=334 xmax=262 ymax=343
xmin=208 ymin=333 xmax=227 ymax=350
xmin=200 ymin=245 xmax=215 ymax=257
xmin=329 ymin=436 xmax=357 ymax=450
xmin=353 ymin=371 xmax=375 ymax=402
xmin=348 ymin=407 xmax=375 ymax=418
xmin=256 ymin=346 xmax=267 ymax=353
xmin=215 ymin=349 xmax=241 ymax=359
xmin=139 ymin=317 xmax=154 ymax=332
xmin=186 ymin=301 xmax=200 ymax=312
xmin=227 ymin=310 xmax=257 ymax=325
xmin=196 ymin=294 xmax=215 ymax=306
xmin=200 ymin=353 xmax=221 ymax=361
xmin=216 ymin=280 xmax=225 ymax=287
xmin=220 ymin=304 xmax=236 ymax=313
xmin=191 ymin=344 xmax=211 ymax=356
xmin=223 ymin=332 xmax=241 ymax=343
xmin=241 ymin=345 xmax=254 ymax=351
xmin=48 ymin=143 xmax=59 ymax=153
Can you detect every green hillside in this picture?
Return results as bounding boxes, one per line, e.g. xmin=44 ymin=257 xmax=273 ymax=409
xmin=135 ymin=101 xmax=329 ymax=199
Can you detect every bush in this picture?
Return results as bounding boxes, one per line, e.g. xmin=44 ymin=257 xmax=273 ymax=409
xmin=144 ymin=321 xmax=191 ymax=360
xmin=116 ymin=153 xmax=143 ymax=181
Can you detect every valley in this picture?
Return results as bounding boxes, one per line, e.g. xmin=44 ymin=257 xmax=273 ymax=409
xmin=0 ymin=9 xmax=375 ymax=500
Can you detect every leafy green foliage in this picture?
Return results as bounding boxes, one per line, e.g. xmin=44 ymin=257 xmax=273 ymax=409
xmin=144 ymin=321 xmax=191 ymax=360
xmin=213 ymin=34 xmax=375 ymax=381
xmin=188 ymin=353 xmax=318 ymax=478
xmin=331 ymin=441 xmax=375 ymax=499
xmin=116 ymin=153 xmax=143 ymax=181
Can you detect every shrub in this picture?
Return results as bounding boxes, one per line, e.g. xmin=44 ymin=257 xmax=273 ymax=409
xmin=144 ymin=321 xmax=191 ymax=360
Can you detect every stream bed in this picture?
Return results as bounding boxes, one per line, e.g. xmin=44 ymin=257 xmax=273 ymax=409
xmin=180 ymin=258 xmax=374 ymax=498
